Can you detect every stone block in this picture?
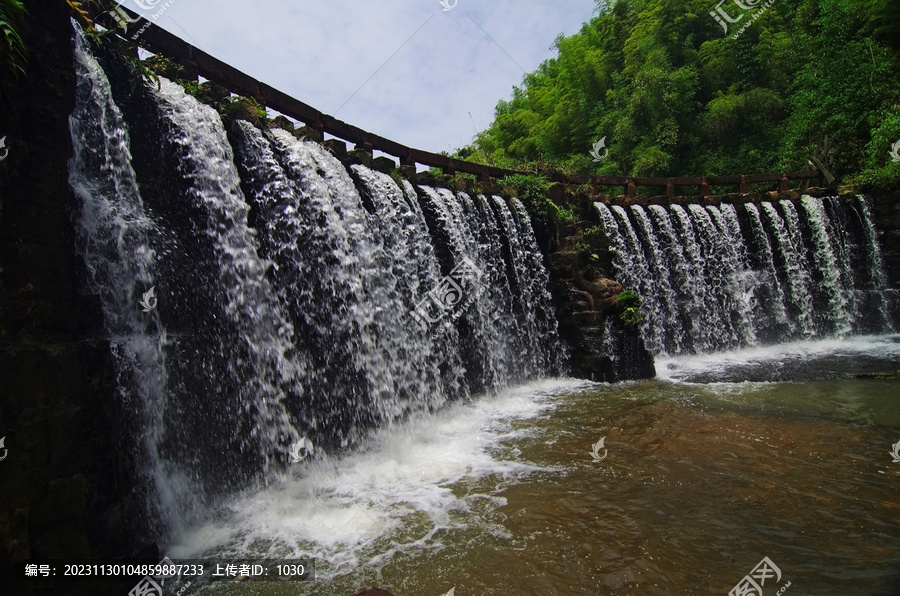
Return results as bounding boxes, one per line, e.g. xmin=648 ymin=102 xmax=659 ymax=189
xmin=372 ymin=156 xmax=396 ymax=174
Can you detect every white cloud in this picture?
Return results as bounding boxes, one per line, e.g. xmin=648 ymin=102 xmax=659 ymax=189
xmin=125 ymin=0 xmax=597 ymax=154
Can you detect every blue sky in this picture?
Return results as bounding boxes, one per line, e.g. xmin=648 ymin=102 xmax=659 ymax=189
xmin=116 ymin=0 xmax=598 ymax=155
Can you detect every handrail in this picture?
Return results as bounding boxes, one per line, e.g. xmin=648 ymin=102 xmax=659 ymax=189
xmin=589 ymin=170 xmax=820 ymax=198
xmin=94 ymin=3 xmax=520 ymax=182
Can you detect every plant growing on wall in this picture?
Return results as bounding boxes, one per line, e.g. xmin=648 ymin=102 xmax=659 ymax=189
xmin=616 ymin=289 xmax=645 ymax=329
xmin=0 ymin=0 xmax=27 ymax=95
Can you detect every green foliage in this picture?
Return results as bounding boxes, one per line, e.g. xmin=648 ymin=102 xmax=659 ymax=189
xmin=465 ymin=0 xmax=900 ymax=188
xmin=0 ymin=0 xmax=27 ymax=90
xmin=616 ymin=289 xmax=645 ymax=329
xmin=181 ymin=80 xmax=203 ymax=98
xmin=616 ymin=289 xmax=641 ymax=310
xmin=221 ymin=96 xmax=267 ymax=126
xmin=499 ymin=173 xmax=553 ymax=219
xmin=551 ymin=201 xmax=575 ymax=224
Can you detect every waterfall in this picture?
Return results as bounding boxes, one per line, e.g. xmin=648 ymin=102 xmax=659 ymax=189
xmin=800 ymin=196 xmax=853 ymax=336
xmin=595 ymin=197 xmax=896 ymax=356
xmin=760 ymin=202 xmax=816 ymax=337
xmin=687 ymin=203 xmax=744 ymax=349
xmin=775 ymin=201 xmax=816 ymax=337
xmin=629 ymin=205 xmax=683 ymax=354
xmin=69 ymin=26 xmax=180 ymax=536
xmin=669 ymin=204 xmax=721 ymax=352
xmin=714 ymin=203 xmax=758 ymax=345
xmin=744 ymin=202 xmax=793 ymax=338
xmin=595 ymin=204 xmax=660 ymax=352
xmin=854 ymin=197 xmax=895 ymax=331
xmin=508 ymin=197 xmax=564 ymax=375
xmin=69 ymin=27 xmax=562 ymax=544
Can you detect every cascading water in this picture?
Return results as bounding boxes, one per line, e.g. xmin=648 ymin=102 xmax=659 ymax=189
xmin=68 ymin=27 xmax=180 ymax=536
xmin=774 ymin=200 xmax=816 ymax=337
xmin=744 ymin=202 xmax=793 ymax=338
xmin=69 ymin=27 xmax=563 ymax=546
xmin=596 ymin=197 xmax=896 ymax=356
xmin=629 ymin=205 xmax=682 ymax=354
xmin=800 ymin=195 xmax=854 ymax=336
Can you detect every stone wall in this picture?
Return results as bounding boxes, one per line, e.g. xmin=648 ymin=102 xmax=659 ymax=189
xmin=0 ymin=3 xmax=145 ymax=595
xmin=546 ymin=226 xmax=656 ymax=382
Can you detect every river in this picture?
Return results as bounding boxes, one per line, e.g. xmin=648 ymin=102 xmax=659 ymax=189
xmin=166 ymin=335 xmax=900 ymax=595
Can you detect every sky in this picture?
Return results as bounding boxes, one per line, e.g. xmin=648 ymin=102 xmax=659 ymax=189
xmin=114 ymin=0 xmax=598 ymax=155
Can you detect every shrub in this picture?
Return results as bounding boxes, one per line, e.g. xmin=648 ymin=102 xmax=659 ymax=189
xmin=616 ymin=289 xmax=645 ymax=329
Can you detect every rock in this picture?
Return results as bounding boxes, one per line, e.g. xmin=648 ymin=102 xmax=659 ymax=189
xmin=269 ymin=115 xmax=296 ymax=133
xmin=353 ymin=589 xmax=395 ymax=596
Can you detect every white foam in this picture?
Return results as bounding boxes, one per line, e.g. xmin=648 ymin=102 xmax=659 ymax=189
xmin=166 ymin=378 xmax=589 ymax=574
xmin=656 ymin=334 xmax=900 ymax=383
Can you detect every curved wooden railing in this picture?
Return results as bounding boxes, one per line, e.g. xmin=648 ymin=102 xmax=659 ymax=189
xmin=94 ymin=3 xmax=518 ymax=182
xmin=586 ymin=171 xmax=821 ymax=198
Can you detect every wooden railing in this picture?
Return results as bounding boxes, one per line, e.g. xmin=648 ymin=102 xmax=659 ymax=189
xmin=93 ymin=3 xmax=826 ymax=194
xmin=94 ymin=3 xmax=519 ymax=182
xmin=588 ymin=171 xmax=821 ymax=198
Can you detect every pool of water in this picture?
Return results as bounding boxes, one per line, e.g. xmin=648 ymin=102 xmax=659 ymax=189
xmin=166 ymin=336 xmax=900 ymax=595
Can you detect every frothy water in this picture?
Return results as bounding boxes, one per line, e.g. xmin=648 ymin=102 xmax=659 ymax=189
xmin=657 ymin=334 xmax=900 ymax=383
xmin=167 ymin=380 xmax=586 ymax=575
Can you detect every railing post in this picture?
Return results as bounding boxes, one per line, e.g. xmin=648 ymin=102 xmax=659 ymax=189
xmin=700 ymin=177 xmax=710 ymax=197
xmin=626 ymin=178 xmax=636 ymax=199
xmin=740 ymin=175 xmax=748 ymax=194
xmin=779 ymin=172 xmax=790 ymax=192
xmin=666 ymin=178 xmax=675 ymax=199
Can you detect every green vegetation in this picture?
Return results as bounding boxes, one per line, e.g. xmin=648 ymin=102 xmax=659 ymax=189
xmin=0 ymin=0 xmax=27 ymax=96
xmin=498 ymin=174 xmax=574 ymax=224
xmin=616 ymin=289 xmax=645 ymax=329
xmin=463 ymin=0 xmax=900 ymax=191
